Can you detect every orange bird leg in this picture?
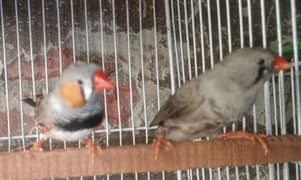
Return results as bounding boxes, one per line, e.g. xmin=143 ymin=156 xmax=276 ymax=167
xmin=27 ymin=138 xmax=46 ymax=152
xmin=82 ymin=138 xmax=103 ymax=160
xmin=152 ymin=132 xmax=174 ymax=160
xmin=27 ymin=126 xmax=51 ymax=152
xmin=218 ymin=131 xmax=269 ymax=155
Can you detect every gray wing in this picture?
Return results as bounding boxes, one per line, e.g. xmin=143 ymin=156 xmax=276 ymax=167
xmin=150 ymin=79 xmax=203 ymax=127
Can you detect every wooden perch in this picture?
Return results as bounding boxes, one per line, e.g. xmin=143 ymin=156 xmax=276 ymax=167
xmin=1 ymin=135 xmax=301 ymax=179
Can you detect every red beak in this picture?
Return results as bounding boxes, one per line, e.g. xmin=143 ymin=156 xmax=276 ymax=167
xmin=93 ymin=70 xmax=113 ymax=90
xmin=273 ymin=55 xmax=291 ymax=73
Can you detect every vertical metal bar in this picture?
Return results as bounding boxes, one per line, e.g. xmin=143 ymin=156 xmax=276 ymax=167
xmin=153 ymin=0 xmax=163 ymax=174
xmin=272 ymin=76 xmax=279 ymax=136
xmin=216 ymin=0 xmax=223 ymax=61
xmin=196 ymin=168 xmax=200 ymax=180
xmin=225 ymin=0 xmax=232 ymax=52
xmin=176 ymin=170 xmax=182 ymax=180
xmin=112 ymin=0 xmax=122 ymax=147
xmin=14 ymin=0 xmax=26 ymax=150
xmin=209 ymin=168 xmax=213 ymax=180
xmin=70 ymin=0 xmax=76 ymax=62
xmin=0 ymin=0 xmax=11 ymax=152
xmin=198 ymin=0 xmax=206 ymax=73
xmin=165 ymin=0 xmax=181 ymax=178
xmin=204 ymin=137 xmax=213 ymax=180
xmin=296 ymin=162 xmax=300 ymax=180
xmin=291 ymin=69 xmax=297 ymax=135
xmin=275 ymin=0 xmax=289 ymax=179
xmin=184 ymin=0 xmax=191 ymax=80
xmin=290 ymin=65 xmax=298 ymax=180
xmin=42 ymin=0 xmax=49 ymax=94
xmin=291 ymin=0 xmax=301 ymax=174
xmin=245 ymin=165 xmax=250 ymax=180
xmin=55 ymin=0 xmax=62 ymax=75
xmin=276 ymin=163 xmax=280 ymax=180
xmin=99 ymin=0 xmax=109 ymax=149
xmin=202 ymin=167 xmax=206 ymax=180
xmin=186 ymin=169 xmax=190 ymax=180
xmin=260 ymin=0 xmax=267 ymax=49
xmin=247 ymin=0 xmax=253 ymax=47
xmin=235 ymin=167 xmax=240 ymax=180
xmin=126 ymin=0 xmax=135 ymax=147
xmin=27 ymin=0 xmax=40 ymax=147
xmin=290 ymin=0 xmax=301 ymax=136
xmin=217 ymin=167 xmax=221 ymax=180
xmin=177 ymin=0 xmax=186 ymax=83
xmin=165 ymin=0 xmax=176 ymax=94
xmin=224 ymin=1 xmax=234 ymax=178
xmin=170 ymin=0 xmax=181 ymax=87
xmin=139 ymin=0 xmax=149 ymax=143
xmin=27 ymin=0 xmax=36 ymax=101
xmin=42 ymin=0 xmax=51 ymax=161
xmin=190 ymin=0 xmax=198 ymax=77
xmin=247 ymin=1 xmax=261 ymax=178
xmin=260 ymin=1 xmax=275 ymax=180
xmin=253 ymin=106 xmax=261 ymax=180
xmin=238 ymin=0 xmax=244 ymax=48
xmin=238 ymin=0 xmax=249 ymax=178
xmin=83 ymin=0 xmax=91 ymax=165
xmin=84 ymin=0 xmax=89 ymax=63
xmin=126 ymin=1 xmax=138 ymax=177
xmin=206 ymin=0 xmax=214 ymax=69
xmin=275 ymin=10 xmax=284 ymax=134
xmin=57 ymin=0 xmax=68 ymax=151
xmin=161 ymin=171 xmax=166 ymax=180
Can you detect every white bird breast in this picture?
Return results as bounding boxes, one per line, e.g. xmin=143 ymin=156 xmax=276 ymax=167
xmin=42 ymin=128 xmax=94 ymax=142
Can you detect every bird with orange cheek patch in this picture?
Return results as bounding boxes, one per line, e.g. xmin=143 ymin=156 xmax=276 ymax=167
xmin=27 ymin=62 xmax=113 ymax=159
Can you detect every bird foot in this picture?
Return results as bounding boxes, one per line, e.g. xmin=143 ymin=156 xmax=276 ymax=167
xmin=152 ymin=133 xmax=174 ymax=160
xmin=27 ymin=138 xmax=46 ymax=152
xmin=82 ymin=138 xmax=102 ymax=161
xmin=219 ymin=131 xmax=268 ymax=155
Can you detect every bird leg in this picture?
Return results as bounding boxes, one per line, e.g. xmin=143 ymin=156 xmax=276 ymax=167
xmin=27 ymin=126 xmax=51 ymax=152
xmin=27 ymin=138 xmax=46 ymax=152
xmin=218 ymin=131 xmax=268 ymax=155
xmin=81 ymin=138 xmax=102 ymax=160
xmin=152 ymin=132 xmax=174 ymax=160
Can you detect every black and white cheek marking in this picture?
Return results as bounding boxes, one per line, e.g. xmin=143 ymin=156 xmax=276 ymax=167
xmin=77 ymin=79 xmax=86 ymax=100
xmin=77 ymin=79 xmax=93 ymax=101
xmin=253 ymin=58 xmax=269 ymax=84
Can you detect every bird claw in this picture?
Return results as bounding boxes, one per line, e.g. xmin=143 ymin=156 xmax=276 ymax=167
xmin=152 ymin=133 xmax=174 ymax=160
xmin=219 ymin=131 xmax=269 ymax=155
xmin=26 ymin=138 xmax=46 ymax=152
xmin=82 ymin=138 xmax=102 ymax=161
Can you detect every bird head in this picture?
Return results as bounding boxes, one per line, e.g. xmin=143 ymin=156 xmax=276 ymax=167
xmin=222 ymin=48 xmax=291 ymax=88
xmin=58 ymin=63 xmax=113 ymax=108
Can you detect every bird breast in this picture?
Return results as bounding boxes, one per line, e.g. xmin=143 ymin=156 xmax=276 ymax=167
xmin=43 ymin=127 xmax=93 ymax=141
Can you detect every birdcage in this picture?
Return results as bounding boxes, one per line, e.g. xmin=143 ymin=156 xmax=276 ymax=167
xmin=0 ymin=0 xmax=300 ymax=179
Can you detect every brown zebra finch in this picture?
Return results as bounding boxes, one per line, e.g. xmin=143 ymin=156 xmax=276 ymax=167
xmin=150 ymin=48 xmax=291 ymax=160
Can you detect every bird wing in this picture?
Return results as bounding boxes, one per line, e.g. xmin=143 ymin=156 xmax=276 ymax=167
xmin=22 ymin=94 xmax=44 ymax=107
xmin=150 ymin=79 xmax=202 ymax=126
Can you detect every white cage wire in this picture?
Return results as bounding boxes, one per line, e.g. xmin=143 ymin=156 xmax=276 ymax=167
xmin=0 ymin=0 xmax=300 ymax=179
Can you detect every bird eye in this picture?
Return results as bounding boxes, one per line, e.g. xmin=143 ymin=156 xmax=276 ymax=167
xmin=257 ymin=59 xmax=265 ymax=66
xmin=77 ymin=79 xmax=83 ymax=85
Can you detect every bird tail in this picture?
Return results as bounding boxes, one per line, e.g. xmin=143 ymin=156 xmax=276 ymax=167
xmin=22 ymin=94 xmax=44 ymax=107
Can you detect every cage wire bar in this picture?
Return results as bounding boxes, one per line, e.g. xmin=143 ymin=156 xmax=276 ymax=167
xmin=0 ymin=0 xmax=300 ymax=179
